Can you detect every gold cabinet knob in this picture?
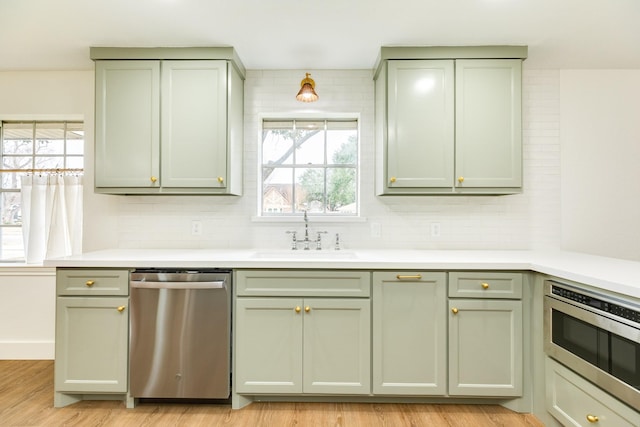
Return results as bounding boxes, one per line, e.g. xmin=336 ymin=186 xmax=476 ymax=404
xmin=85 ymin=280 xmax=95 ymax=287
xmin=304 ymin=306 xmax=311 ymax=313
xmin=150 ymin=176 xmax=158 ymax=183
xmin=117 ymin=306 xmax=126 ymax=313
xmin=295 ymin=306 xmax=301 ymax=313
xmin=451 ymin=307 xmax=459 ymax=314
xmin=481 ymin=282 xmax=489 ymax=289
xmin=217 ymin=176 xmax=224 ymax=184
xmin=389 ymin=176 xmax=396 ymax=184
xmin=586 ymin=414 xmax=599 ymax=423
xmin=458 ymin=176 xmax=464 ymax=183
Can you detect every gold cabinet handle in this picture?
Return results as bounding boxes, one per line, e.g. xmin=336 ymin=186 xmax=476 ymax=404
xmin=481 ymin=282 xmax=490 ymax=289
xmin=217 ymin=176 xmax=224 ymax=183
xmin=451 ymin=307 xmax=459 ymax=314
xmin=295 ymin=306 xmax=301 ymax=313
xmin=396 ymin=274 xmax=422 ymax=280
xmin=586 ymin=414 xmax=599 ymax=423
xmin=150 ymin=176 xmax=158 ymax=183
xmin=389 ymin=176 xmax=396 ymax=183
xmin=85 ymin=280 xmax=95 ymax=287
xmin=304 ymin=306 xmax=311 ymax=313
xmin=117 ymin=306 xmax=126 ymax=313
xmin=457 ymin=176 xmax=464 ymax=183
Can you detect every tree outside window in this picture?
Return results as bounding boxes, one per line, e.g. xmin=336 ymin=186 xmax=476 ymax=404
xmin=261 ymin=119 xmax=358 ymax=216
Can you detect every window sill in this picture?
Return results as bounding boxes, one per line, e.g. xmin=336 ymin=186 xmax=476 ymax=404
xmin=252 ymin=216 xmax=367 ymax=224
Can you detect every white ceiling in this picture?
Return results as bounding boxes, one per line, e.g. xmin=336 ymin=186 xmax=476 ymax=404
xmin=1 ymin=0 xmax=639 ymax=71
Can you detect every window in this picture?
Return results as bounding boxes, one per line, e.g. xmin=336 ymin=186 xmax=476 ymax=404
xmin=261 ymin=119 xmax=358 ymax=216
xmin=0 ymin=121 xmax=84 ymax=261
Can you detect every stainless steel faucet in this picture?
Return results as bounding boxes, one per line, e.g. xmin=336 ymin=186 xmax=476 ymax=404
xmin=303 ymin=211 xmax=310 ymax=250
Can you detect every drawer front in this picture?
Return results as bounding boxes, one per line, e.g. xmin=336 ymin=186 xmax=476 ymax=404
xmin=235 ymin=270 xmax=371 ymax=297
xmin=57 ymin=269 xmax=130 ymax=296
xmin=546 ymin=358 xmax=638 ymax=427
xmin=449 ymin=272 xmax=522 ymax=299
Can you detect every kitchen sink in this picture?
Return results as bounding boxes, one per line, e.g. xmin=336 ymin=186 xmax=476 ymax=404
xmin=250 ymin=250 xmax=359 ymax=260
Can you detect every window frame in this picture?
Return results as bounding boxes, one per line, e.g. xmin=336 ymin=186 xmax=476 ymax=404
xmin=0 ymin=120 xmax=84 ymax=262
xmin=258 ymin=115 xmax=360 ymax=219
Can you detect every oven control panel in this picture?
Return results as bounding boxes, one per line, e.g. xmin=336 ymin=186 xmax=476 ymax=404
xmin=551 ymin=285 xmax=640 ymax=325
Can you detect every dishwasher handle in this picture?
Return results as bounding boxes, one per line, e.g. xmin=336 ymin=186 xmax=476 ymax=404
xmin=131 ymin=280 xmax=226 ymax=290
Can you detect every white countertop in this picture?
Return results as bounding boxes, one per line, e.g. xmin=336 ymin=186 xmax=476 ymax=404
xmin=44 ymin=249 xmax=640 ymax=299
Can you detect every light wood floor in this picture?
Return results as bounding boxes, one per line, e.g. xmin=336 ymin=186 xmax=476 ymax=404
xmin=0 ymin=360 xmax=543 ymax=426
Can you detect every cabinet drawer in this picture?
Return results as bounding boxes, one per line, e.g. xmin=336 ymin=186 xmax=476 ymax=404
xmin=235 ymin=270 xmax=371 ymax=297
xmin=57 ymin=269 xmax=130 ymax=296
xmin=449 ymin=272 xmax=522 ymax=299
xmin=546 ymin=358 xmax=638 ymax=427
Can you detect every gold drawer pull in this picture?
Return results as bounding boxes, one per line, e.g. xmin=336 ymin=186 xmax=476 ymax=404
xmin=85 ymin=280 xmax=95 ymax=287
xmin=481 ymin=282 xmax=489 ymax=289
xmin=586 ymin=414 xmax=599 ymax=423
xmin=396 ymin=274 xmax=422 ymax=280
xmin=451 ymin=307 xmax=459 ymax=314
xmin=150 ymin=176 xmax=158 ymax=183
xmin=305 ymin=306 xmax=311 ymax=313
xmin=295 ymin=306 xmax=301 ymax=313
xmin=117 ymin=306 xmax=126 ymax=313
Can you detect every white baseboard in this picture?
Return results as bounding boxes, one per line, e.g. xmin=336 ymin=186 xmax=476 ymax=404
xmin=0 ymin=341 xmax=54 ymax=359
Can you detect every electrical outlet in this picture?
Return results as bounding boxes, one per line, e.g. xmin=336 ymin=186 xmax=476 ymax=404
xmin=371 ymin=222 xmax=381 ymax=238
xmin=191 ymin=220 xmax=203 ymax=236
xmin=430 ymin=222 xmax=441 ymax=238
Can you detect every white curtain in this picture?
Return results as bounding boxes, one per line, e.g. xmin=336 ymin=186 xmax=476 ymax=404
xmin=20 ymin=174 xmax=83 ymax=264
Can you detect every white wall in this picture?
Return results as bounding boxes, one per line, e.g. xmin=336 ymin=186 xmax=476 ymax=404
xmin=560 ymin=70 xmax=640 ymax=261
xmin=115 ymin=68 xmax=562 ymax=251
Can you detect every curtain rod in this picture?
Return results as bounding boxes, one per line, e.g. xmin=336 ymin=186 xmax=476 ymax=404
xmin=0 ymin=168 xmax=84 ymax=173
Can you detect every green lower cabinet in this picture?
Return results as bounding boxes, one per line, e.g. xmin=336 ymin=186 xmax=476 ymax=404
xmin=55 ymin=296 xmax=129 ymax=393
xmin=448 ymin=299 xmax=523 ymax=396
xmin=372 ymin=272 xmax=447 ymax=395
xmin=235 ymin=297 xmax=370 ymax=395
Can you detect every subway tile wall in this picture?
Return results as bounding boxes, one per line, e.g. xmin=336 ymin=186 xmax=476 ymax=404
xmin=116 ymin=68 xmax=561 ymax=251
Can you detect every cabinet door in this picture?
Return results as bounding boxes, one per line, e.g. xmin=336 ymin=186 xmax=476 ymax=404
xmin=372 ymin=272 xmax=447 ymax=395
xmin=234 ymin=298 xmax=303 ymax=394
xmin=303 ymin=298 xmax=370 ymax=394
xmin=448 ymin=299 xmax=523 ymax=396
xmin=387 ymin=60 xmax=454 ymax=189
xmin=55 ymin=297 xmax=129 ymax=393
xmin=455 ymin=59 xmax=522 ymax=188
xmin=161 ymin=60 xmax=228 ymax=188
xmin=95 ymin=60 xmax=160 ymax=188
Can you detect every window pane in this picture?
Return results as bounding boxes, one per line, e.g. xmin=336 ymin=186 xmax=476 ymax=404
xmin=327 ymin=168 xmax=356 ymax=213
xmin=262 ymin=129 xmax=294 ymax=165
xmin=2 ymin=122 xmax=34 ymax=155
xmin=1 ymin=192 xmax=21 ymax=225
xmin=296 ymin=168 xmax=325 ymax=213
xmin=295 ymin=130 xmax=324 ymax=165
xmin=66 ymin=156 xmax=84 ymax=169
xmin=34 ymin=157 xmax=64 ymax=169
xmin=36 ymin=122 xmax=65 ymax=155
xmin=2 ymin=173 xmax=21 ymax=190
xmin=3 ymin=156 xmax=32 ymax=170
xmin=327 ymin=131 xmax=357 ymax=165
xmin=263 ymin=167 xmax=293 ymax=214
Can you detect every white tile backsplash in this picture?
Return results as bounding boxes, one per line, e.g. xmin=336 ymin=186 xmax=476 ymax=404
xmin=116 ymin=67 xmax=561 ymax=251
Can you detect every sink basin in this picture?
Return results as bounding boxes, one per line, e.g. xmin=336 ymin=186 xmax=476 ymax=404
xmin=250 ymin=250 xmax=358 ymax=260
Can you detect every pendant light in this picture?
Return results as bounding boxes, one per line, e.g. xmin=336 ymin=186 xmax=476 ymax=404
xmin=296 ymin=73 xmax=319 ymax=102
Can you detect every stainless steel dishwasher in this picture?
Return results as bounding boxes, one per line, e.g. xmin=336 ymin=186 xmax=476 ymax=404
xmin=129 ymin=269 xmax=231 ymax=399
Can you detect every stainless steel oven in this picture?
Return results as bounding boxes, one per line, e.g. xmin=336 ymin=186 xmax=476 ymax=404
xmin=544 ymin=279 xmax=640 ymax=409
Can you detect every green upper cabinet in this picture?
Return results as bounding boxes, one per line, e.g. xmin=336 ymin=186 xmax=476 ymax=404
xmin=92 ymin=47 xmax=245 ymax=195
xmin=374 ymin=46 xmax=527 ymax=195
